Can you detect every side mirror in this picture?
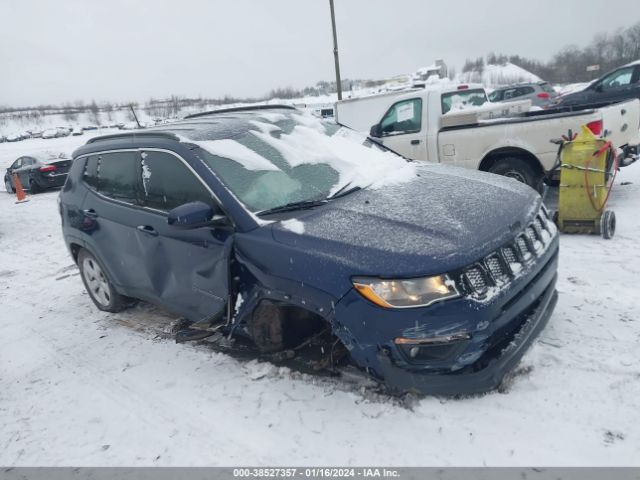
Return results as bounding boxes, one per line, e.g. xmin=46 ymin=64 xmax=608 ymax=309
xmin=594 ymin=84 xmax=604 ymax=93
xmin=167 ymin=201 xmax=227 ymax=229
xmin=369 ymin=123 xmax=382 ymax=138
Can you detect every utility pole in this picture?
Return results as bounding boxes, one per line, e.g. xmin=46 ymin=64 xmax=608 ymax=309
xmin=329 ymin=0 xmax=342 ymax=100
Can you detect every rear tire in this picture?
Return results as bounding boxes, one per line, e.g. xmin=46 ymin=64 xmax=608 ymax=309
xmin=488 ymin=157 xmax=544 ymax=193
xmin=601 ymin=210 xmax=616 ymax=239
xmin=28 ymin=178 xmax=41 ymax=194
xmin=78 ymin=248 xmax=128 ymax=312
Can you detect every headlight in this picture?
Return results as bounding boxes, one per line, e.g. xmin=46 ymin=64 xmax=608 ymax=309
xmin=352 ymin=275 xmax=460 ymax=308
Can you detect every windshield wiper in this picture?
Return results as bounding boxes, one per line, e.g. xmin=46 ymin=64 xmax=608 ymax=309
xmin=327 ymin=182 xmax=362 ymax=200
xmin=256 ymin=199 xmax=328 ymax=216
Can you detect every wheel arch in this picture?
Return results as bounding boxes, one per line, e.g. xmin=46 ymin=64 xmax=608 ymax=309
xmin=479 ymin=147 xmax=545 ymax=176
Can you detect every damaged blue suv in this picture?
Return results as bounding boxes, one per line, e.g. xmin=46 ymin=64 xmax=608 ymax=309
xmin=59 ymin=106 xmax=558 ymax=395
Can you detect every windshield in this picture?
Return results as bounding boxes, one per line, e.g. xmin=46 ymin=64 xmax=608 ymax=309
xmin=184 ymin=111 xmax=416 ymax=213
xmin=441 ymin=89 xmax=488 ymax=114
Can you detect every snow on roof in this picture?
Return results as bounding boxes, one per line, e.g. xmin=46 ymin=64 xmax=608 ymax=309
xmin=416 ymin=64 xmax=440 ymax=75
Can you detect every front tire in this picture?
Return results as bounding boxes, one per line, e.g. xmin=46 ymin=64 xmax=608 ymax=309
xmin=78 ymin=248 xmax=128 ymax=312
xmin=488 ymin=157 xmax=544 ymax=193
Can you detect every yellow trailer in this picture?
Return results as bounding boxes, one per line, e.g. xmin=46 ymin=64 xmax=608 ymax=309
xmin=554 ymin=125 xmax=618 ymax=239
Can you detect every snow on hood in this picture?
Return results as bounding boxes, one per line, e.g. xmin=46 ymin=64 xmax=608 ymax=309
xmin=271 ymin=163 xmax=541 ymax=277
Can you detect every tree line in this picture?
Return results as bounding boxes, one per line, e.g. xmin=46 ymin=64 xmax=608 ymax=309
xmin=463 ymin=20 xmax=640 ymax=83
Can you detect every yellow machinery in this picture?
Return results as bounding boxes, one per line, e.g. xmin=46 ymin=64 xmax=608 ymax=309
xmin=554 ymin=125 xmax=618 ymax=239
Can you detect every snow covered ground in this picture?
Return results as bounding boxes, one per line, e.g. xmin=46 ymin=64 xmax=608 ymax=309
xmin=1 ymin=134 xmax=639 ymax=466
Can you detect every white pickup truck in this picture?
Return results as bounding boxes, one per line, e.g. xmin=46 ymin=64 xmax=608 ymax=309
xmin=335 ymin=85 xmax=640 ymax=190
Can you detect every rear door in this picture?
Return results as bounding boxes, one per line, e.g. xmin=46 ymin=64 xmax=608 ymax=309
xmin=80 ymin=151 xmax=153 ymax=296
xmin=378 ymin=97 xmax=427 ymax=159
xmin=135 ymin=148 xmax=230 ymax=322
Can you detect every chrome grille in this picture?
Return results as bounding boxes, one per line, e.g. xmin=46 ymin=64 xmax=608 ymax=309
xmin=464 ymin=266 xmax=488 ymax=293
xmin=516 ymin=235 xmax=532 ymax=260
xmin=502 ymin=246 xmax=518 ymax=265
xmin=459 ymin=206 xmax=554 ymax=298
xmin=485 ymin=255 xmax=507 ymax=282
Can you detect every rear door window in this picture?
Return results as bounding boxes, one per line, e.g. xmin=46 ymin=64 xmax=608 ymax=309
xmin=140 ymin=151 xmax=213 ymax=212
xmin=96 ymin=151 xmax=141 ymax=204
xmin=380 ymin=98 xmax=422 ymax=135
xmin=441 ymin=89 xmax=487 ymax=113
xmin=83 ymin=155 xmax=99 ymax=189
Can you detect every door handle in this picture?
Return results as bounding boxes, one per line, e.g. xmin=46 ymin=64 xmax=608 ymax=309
xmin=137 ymin=225 xmax=158 ymax=236
xmin=411 ymin=139 xmax=421 ymax=145
xmin=83 ymin=209 xmax=98 ymax=218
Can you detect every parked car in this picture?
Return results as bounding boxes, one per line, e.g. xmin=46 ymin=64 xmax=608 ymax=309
xmin=42 ymin=128 xmax=59 ymax=139
xmin=72 ymin=126 xmax=84 ymax=136
xmin=556 ymin=60 xmax=640 ymax=108
xmin=56 ymin=127 xmax=71 ymax=137
xmin=336 ymin=85 xmax=640 ymax=191
xmin=60 ymin=106 xmax=559 ymax=395
xmin=489 ymin=82 xmax=558 ymax=108
xmin=6 ymin=132 xmax=25 ymax=142
xmin=4 ymin=153 xmax=72 ymax=193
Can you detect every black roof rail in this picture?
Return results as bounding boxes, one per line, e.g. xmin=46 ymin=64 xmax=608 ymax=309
xmin=184 ymin=104 xmax=296 ymax=119
xmin=86 ymin=131 xmax=180 ymax=144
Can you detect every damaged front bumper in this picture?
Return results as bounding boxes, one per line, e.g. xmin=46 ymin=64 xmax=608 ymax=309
xmin=377 ymin=279 xmax=557 ymax=396
xmin=333 ymin=235 xmax=559 ymax=396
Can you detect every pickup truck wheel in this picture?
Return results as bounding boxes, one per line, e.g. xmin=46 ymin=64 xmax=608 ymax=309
xmin=488 ymin=157 xmax=544 ymax=193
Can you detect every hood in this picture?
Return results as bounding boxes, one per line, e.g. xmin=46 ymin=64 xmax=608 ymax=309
xmin=270 ymin=164 xmax=541 ymax=278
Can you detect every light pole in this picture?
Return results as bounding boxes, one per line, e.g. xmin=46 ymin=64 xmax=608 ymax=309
xmin=329 ymin=0 xmax=342 ymax=100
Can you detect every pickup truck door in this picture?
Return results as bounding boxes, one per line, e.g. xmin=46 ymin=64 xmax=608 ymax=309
xmin=377 ymin=98 xmax=428 ymax=160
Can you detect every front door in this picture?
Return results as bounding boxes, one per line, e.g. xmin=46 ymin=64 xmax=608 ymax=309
xmin=593 ymin=65 xmax=640 ymax=104
xmin=134 ymin=149 xmax=230 ymax=322
xmin=378 ymin=98 xmax=427 ymax=160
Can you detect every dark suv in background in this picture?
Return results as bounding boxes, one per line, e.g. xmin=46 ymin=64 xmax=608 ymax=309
xmin=59 ymin=106 xmax=559 ymax=395
xmin=556 ymin=60 xmax=640 ymax=108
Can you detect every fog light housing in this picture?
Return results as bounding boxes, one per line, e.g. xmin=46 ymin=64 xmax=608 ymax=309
xmin=394 ymin=333 xmax=471 ymax=364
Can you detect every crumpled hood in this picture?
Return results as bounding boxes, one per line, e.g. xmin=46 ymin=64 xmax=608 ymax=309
xmin=270 ymin=164 xmax=541 ymax=277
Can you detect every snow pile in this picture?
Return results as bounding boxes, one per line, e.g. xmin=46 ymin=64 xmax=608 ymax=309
xmin=460 ymin=62 xmax=541 ymax=87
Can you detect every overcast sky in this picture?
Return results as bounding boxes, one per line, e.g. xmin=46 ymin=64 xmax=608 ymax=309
xmin=1 ymin=0 xmax=638 ymax=107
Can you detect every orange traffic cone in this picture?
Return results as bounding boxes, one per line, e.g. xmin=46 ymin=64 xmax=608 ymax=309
xmin=12 ymin=174 xmax=29 ymax=204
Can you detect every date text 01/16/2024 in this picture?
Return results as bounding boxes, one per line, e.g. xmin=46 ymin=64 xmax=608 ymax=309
xmin=232 ymin=468 xmax=400 ymax=478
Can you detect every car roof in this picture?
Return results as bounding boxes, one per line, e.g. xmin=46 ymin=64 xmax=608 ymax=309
xmin=492 ymin=82 xmax=546 ymax=91
xmin=84 ymin=105 xmax=298 ymax=147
